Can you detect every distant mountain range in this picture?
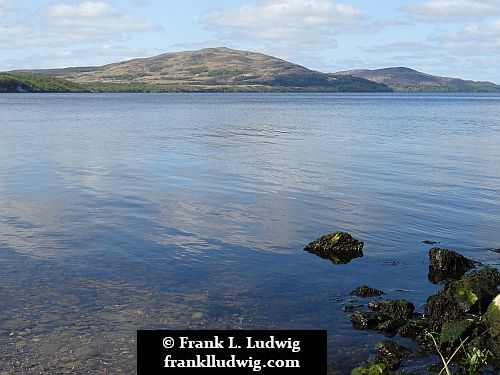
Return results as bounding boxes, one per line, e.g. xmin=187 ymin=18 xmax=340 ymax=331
xmin=2 ymin=47 xmax=499 ymax=93
xmin=336 ymin=67 xmax=500 ymax=93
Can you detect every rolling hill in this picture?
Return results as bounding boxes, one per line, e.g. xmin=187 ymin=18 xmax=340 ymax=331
xmin=11 ymin=47 xmax=391 ymax=93
xmin=336 ymin=67 xmax=500 ymax=93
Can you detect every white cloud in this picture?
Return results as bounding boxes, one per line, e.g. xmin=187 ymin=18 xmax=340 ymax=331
xmin=361 ymin=19 xmax=500 ymax=60
xmin=0 ymin=0 xmax=13 ymax=16
xmin=461 ymin=18 xmax=500 ymax=38
xmin=201 ymin=0 xmax=363 ymax=48
xmin=40 ymin=0 xmax=154 ymax=36
xmin=403 ymin=0 xmax=500 ymax=22
xmin=1 ymin=46 xmax=161 ymax=70
xmin=435 ymin=18 xmax=500 ymax=54
xmin=203 ymin=0 xmax=362 ymax=29
xmin=0 ymin=1 xmax=157 ymax=50
xmin=363 ymin=42 xmax=437 ymax=55
xmin=0 ymin=23 xmax=30 ymax=37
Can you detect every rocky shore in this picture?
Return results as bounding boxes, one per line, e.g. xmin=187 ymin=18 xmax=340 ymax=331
xmin=305 ymin=232 xmax=500 ymax=374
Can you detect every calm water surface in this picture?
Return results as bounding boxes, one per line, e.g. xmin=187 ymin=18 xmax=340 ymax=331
xmin=0 ymin=93 xmax=499 ymax=373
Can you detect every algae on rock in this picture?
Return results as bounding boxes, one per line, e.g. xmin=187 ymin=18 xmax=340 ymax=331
xmin=425 ymin=268 xmax=500 ymax=330
xmin=304 ymin=231 xmax=364 ymax=264
xmin=347 ymin=245 xmax=499 ymax=374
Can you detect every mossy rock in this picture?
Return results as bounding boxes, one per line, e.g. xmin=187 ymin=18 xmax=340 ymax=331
xmin=484 ymin=294 xmax=500 ymax=326
xmin=425 ymin=268 xmax=500 ymax=330
xmin=398 ymin=319 xmax=429 ymax=340
xmin=369 ymin=355 xmax=401 ymax=371
xmin=351 ymin=363 xmax=389 ymax=375
xmin=304 ymin=231 xmax=364 ymax=264
xmin=439 ymin=319 xmax=474 ymax=346
xmin=378 ymin=300 xmax=415 ymax=322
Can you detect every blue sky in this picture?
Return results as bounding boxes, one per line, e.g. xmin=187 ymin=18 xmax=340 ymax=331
xmin=1 ymin=0 xmax=499 ymax=82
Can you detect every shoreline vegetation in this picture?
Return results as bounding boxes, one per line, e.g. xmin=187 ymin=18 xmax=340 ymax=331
xmin=3 ymin=48 xmax=500 ymax=93
xmin=304 ymin=232 xmax=499 ymax=374
xmin=0 ymin=73 xmax=88 ymax=93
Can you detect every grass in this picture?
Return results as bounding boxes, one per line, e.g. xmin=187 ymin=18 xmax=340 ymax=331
xmin=426 ymin=332 xmax=492 ymax=375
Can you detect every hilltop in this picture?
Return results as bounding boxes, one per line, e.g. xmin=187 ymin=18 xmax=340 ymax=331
xmin=336 ymin=67 xmax=500 ymax=93
xmin=11 ymin=47 xmax=390 ymax=93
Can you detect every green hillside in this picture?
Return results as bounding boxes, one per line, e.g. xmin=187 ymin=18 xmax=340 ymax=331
xmin=0 ymin=73 xmax=87 ymax=93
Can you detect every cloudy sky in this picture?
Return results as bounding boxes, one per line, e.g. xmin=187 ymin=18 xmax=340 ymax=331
xmin=1 ymin=0 xmax=499 ymax=82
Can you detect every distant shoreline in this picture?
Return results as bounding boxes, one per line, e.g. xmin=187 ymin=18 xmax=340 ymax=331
xmin=4 ymin=48 xmax=500 ymax=94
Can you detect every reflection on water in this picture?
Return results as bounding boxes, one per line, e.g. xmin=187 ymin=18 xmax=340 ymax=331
xmin=1 ymin=93 xmax=499 ymax=373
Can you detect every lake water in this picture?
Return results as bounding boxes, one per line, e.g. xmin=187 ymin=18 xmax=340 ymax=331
xmin=0 ymin=93 xmax=499 ymax=373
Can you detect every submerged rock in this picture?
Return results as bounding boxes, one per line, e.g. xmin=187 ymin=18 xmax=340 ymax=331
xmin=351 ymin=299 xmax=416 ymax=335
xmin=350 ymin=285 xmax=385 ymax=298
xmin=342 ymin=305 xmax=358 ymax=313
xmin=428 ymin=248 xmax=475 ymax=283
xmin=351 ymin=300 xmax=415 ymax=335
xmin=304 ymin=231 xmax=364 ymax=264
xmin=375 ymin=340 xmax=413 ymax=369
xmin=350 ymin=311 xmax=385 ymax=330
xmin=423 ymin=240 xmax=439 ymax=245
xmin=425 ymin=267 xmax=500 ymax=330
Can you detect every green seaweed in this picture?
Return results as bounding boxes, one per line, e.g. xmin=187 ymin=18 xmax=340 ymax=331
xmin=351 ymin=363 xmax=388 ymax=375
xmin=455 ymin=285 xmax=478 ymax=307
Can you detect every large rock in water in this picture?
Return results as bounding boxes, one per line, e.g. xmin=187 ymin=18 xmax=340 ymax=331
xmin=428 ymin=248 xmax=475 ymax=283
xmin=304 ymin=231 xmax=364 ymax=264
xmin=425 ymin=267 xmax=500 ymax=330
